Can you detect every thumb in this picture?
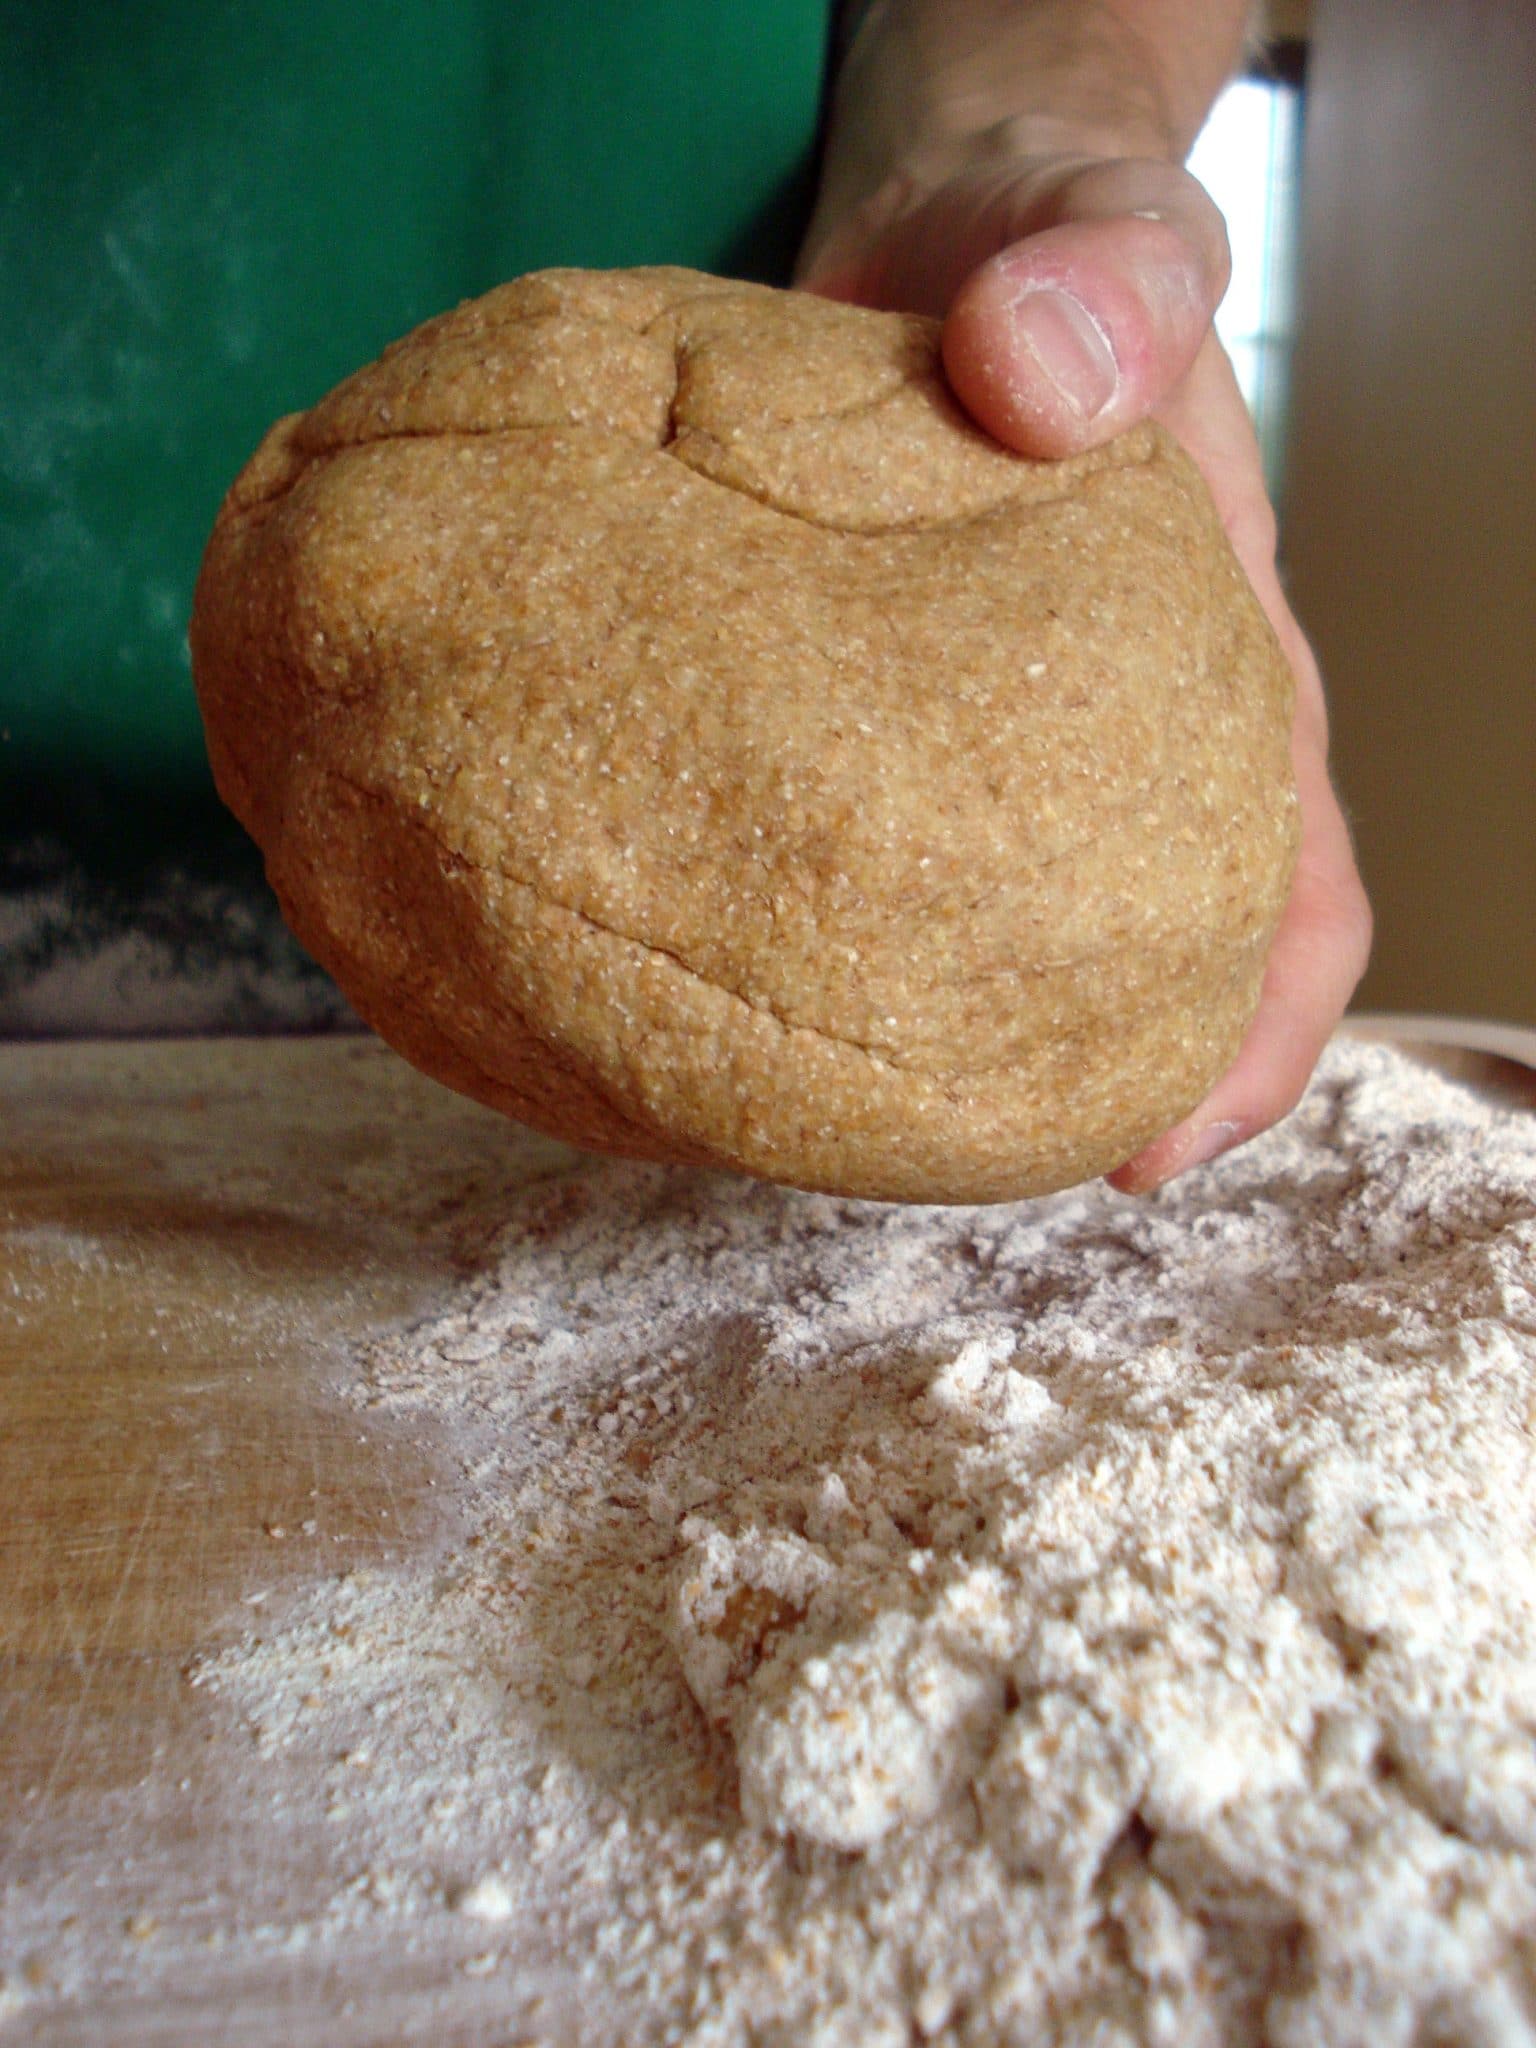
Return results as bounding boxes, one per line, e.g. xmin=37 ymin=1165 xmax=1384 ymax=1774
xmin=941 ymin=162 xmax=1230 ymax=458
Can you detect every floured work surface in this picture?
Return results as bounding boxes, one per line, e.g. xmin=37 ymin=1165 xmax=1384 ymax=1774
xmin=0 ymin=1038 xmax=568 ymax=2045
xmin=2 ymin=1031 xmax=1536 ymax=2046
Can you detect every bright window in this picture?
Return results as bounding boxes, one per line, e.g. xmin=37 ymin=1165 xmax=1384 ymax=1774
xmin=1187 ymin=71 xmax=1304 ymax=501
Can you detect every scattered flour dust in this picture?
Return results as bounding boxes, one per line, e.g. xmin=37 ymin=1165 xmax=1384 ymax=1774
xmin=193 ymin=1040 xmax=1536 ymax=2046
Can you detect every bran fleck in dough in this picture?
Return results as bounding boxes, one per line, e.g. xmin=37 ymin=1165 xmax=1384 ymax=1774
xmin=191 ymin=267 xmax=1297 ymax=1201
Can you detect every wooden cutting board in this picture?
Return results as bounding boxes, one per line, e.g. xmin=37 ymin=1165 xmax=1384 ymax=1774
xmin=0 ymin=1036 xmax=577 ymax=2046
xmin=4 ymin=1023 xmax=1533 ymax=2044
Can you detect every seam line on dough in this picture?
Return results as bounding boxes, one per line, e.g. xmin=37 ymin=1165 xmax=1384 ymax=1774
xmin=660 ymin=427 xmax=1084 ymax=537
xmin=316 ymin=765 xmax=1251 ymax=1086
xmin=234 ymin=420 xmax=1096 ymax=542
xmin=319 ymin=765 xmax=919 ymax=1074
xmin=306 ymin=912 xmax=714 ymax=1164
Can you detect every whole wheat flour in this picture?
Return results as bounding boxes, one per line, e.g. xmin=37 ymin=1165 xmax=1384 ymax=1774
xmin=193 ymin=1039 xmax=1536 ymax=2046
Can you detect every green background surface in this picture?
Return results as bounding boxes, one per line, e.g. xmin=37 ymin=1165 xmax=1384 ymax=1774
xmin=0 ymin=0 xmax=829 ymax=863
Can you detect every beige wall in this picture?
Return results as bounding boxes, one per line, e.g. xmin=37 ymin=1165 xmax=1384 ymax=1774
xmin=1283 ymin=0 xmax=1535 ymax=1023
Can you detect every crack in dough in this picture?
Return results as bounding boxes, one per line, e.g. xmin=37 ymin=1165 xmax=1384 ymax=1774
xmin=322 ymin=761 xmax=1213 ymax=1084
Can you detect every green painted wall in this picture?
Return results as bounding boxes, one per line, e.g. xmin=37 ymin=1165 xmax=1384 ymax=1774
xmin=0 ymin=1 xmax=827 ymax=838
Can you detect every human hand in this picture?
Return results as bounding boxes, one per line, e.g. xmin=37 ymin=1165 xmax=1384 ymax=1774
xmin=797 ymin=139 xmax=1372 ymax=1190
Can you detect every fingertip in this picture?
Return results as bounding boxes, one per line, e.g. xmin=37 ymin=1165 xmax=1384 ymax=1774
xmin=1106 ymin=859 xmax=1372 ymax=1198
xmin=1107 ymin=958 xmax=1348 ymax=1196
xmin=943 ymin=271 xmax=1117 ymax=458
xmin=942 ymin=215 xmax=1215 ymax=459
xmin=1107 ymin=1116 xmax=1249 ymax=1197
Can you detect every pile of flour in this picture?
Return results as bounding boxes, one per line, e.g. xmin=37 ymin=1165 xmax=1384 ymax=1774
xmin=195 ymin=1038 xmax=1536 ymax=2046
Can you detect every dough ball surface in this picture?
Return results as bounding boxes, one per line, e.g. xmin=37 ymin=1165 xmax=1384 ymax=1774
xmin=190 ymin=266 xmax=1298 ymax=1203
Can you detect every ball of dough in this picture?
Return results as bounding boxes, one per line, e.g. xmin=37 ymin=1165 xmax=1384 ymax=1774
xmin=190 ymin=266 xmax=1298 ymax=1203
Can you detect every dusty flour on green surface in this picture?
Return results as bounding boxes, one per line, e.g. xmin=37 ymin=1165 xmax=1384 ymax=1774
xmin=194 ymin=1040 xmax=1536 ymax=2046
